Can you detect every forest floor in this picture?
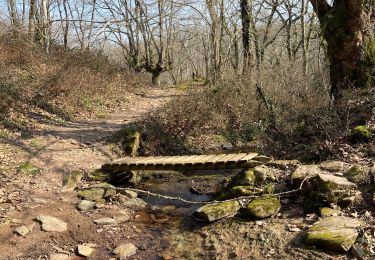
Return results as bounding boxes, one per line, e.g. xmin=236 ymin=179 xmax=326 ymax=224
xmin=0 ymin=85 xmax=373 ymax=260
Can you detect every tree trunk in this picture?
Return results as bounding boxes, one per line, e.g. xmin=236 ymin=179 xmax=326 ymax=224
xmin=310 ymin=0 xmax=375 ymax=100
xmin=241 ymin=0 xmax=252 ymax=72
xmin=152 ymin=71 xmax=161 ymax=85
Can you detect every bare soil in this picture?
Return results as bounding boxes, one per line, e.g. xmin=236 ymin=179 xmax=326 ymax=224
xmin=0 ymin=86 xmax=373 ymax=260
xmin=0 ymin=86 xmax=180 ymax=259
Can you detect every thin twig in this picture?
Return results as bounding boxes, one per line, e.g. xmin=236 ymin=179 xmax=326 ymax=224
xmin=112 ymin=177 xmax=309 ymax=205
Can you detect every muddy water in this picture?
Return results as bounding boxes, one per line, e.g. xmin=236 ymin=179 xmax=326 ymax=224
xmin=138 ymin=170 xmax=233 ymax=258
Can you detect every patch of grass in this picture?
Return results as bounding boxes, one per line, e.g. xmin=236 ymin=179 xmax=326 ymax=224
xmin=19 ymin=162 xmax=40 ymax=175
xmin=0 ymin=130 xmax=9 ymax=139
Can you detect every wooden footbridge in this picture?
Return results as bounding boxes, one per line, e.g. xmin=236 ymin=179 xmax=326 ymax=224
xmin=101 ymin=153 xmax=269 ymax=171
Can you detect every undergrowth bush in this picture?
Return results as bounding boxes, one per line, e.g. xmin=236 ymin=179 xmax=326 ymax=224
xmin=0 ymin=33 xmax=147 ymax=129
xmin=139 ymin=62 xmax=374 ymax=161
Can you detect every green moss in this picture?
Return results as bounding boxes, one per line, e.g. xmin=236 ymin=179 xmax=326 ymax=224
xmin=365 ymin=37 xmax=375 ymax=65
xmin=351 ymin=125 xmax=372 ymax=142
xmin=62 ymin=170 xmax=82 ymax=191
xmin=121 ymin=128 xmax=141 ymax=156
xmin=344 ymin=165 xmax=367 ymax=184
xmin=194 ymin=200 xmax=240 ymax=222
xmin=305 ymin=230 xmax=350 ymax=250
xmin=244 ymin=196 xmax=281 ymax=219
xmin=227 ymin=169 xmax=256 ymax=187
xmin=19 ymin=162 xmax=39 ymax=175
xmin=319 ymin=207 xmax=342 ymax=217
xmin=89 ymin=169 xmax=110 ymax=181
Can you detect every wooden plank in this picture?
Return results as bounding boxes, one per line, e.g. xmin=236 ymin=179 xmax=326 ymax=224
xmin=102 ymin=152 xmax=262 ymax=171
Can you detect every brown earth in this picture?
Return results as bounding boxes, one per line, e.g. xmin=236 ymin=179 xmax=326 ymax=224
xmin=0 ymin=85 xmax=374 ymax=260
xmin=0 ymin=86 xmax=181 ymax=259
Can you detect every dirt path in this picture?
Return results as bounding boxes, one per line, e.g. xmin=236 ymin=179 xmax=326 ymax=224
xmin=0 ymin=86 xmax=181 ymax=259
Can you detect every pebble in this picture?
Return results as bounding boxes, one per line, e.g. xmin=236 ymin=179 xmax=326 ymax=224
xmin=113 ymin=213 xmax=130 ymax=224
xmin=94 ymin=217 xmax=117 ymax=225
xmin=113 ymin=243 xmax=137 ymax=258
xmin=14 ymin=225 xmax=30 ymax=237
xmin=49 ymin=254 xmax=70 ymax=260
xmin=77 ymin=200 xmax=96 ymax=211
xmin=77 ymin=245 xmax=95 ymax=257
xmin=35 ymin=215 xmax=68 ymax=232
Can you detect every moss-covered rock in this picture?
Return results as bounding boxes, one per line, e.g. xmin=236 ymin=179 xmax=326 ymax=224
xmin=309 ymin=174 xmax=356 ymax=204
xmin=305 ymin=216 xmax=362 ymax=252
xmin=253 ymin=165 xmax=276 ymax=183
xmin=244 ymin=196 xmax=281 ymax=219
xmin=88 ymin=169 xmax=110 ymax=181
xmin=78 ymin=183 xmax=116 ymax=201
xmin=61 ymin=170 xmax=82 ymax=192
xmin=121 ymin=128 xmax=141 ymax=156
xmin=344 ymin=165 xmax=369 ymax=184
xmin=194 ymin=201 xmax=240 ymax=222
xmin=350 ymin=125 xmax=372 ymax=143
xmin=228 ymin=169 xmax=256 ymax=187
xmin=319 ymin=207 xmax=343 ymax=217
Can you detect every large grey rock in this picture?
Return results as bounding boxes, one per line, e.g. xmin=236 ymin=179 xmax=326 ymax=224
xmin=244 ymin=197 xmax=281 ymax=219
xmin=61 ymin=170 xmax=82 ymax=192
xmin=35 ymin=215 xmax=68 ymax=232
xmin=309 ymin=174 xmax=357 ymax=205
xmin=77 ymin=200 xmax=96 ymax=211
xmin=305 ymin=216 xmax=362 ymax=252
xmin=291 ymin=165 xmax=322 ymax=185
xmin=194 ymin=201 xmax=240 ymax=222
xmin=113 ymin=243 xmax=137 ymax=259
xmin=320 ymin=160 xmax=345 ymax=172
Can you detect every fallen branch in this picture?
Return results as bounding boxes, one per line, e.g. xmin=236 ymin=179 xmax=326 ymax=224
xmin=113 ymin=178 xmax=309 ymax=205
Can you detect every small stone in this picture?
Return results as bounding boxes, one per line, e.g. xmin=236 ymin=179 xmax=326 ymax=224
xmin=319 ymin=207 xmax=343 ymax=217
xmin=193 ymin=201 xmax=240 ymax=222
xmin=305 ymin=216 xmax=362 ymax=252
xmin=113 ymin=243 xmax=137 ymax=258
xmin=11 ymin=219 xmax=23 ymax=224
xmin=14 ymin=225 xmax=29 ymax=237
xmin=351 ymin=244 xmax=365 ymax=259
xmin=61 ymin=170 xmax=82 ymax=192
xmin=77 ymin=245 xmax=95 ymax=257
xmin=320 ymin=160 xmax=345 ymax=172
xmin=77 ymin=200 xmax=96 ymax=211
xmin=119 ymin=197 xmax=147 ymax=208
xmin=244 ymin=197 xmax=281 ymax=219
xmin=93 ymin=217 xmax=117 ymax=225
xmin=123 ymin=190 xmax=138 ymax=198
xmin=35 ymin=215 xmax=68 ymax=232
xmin=32 ymin=198 xmax=48 ymax=204
xmin=49 ymin=254 xmax=70 ymax=260
xmin=113 ymin=213 xmax=130 ymax=224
